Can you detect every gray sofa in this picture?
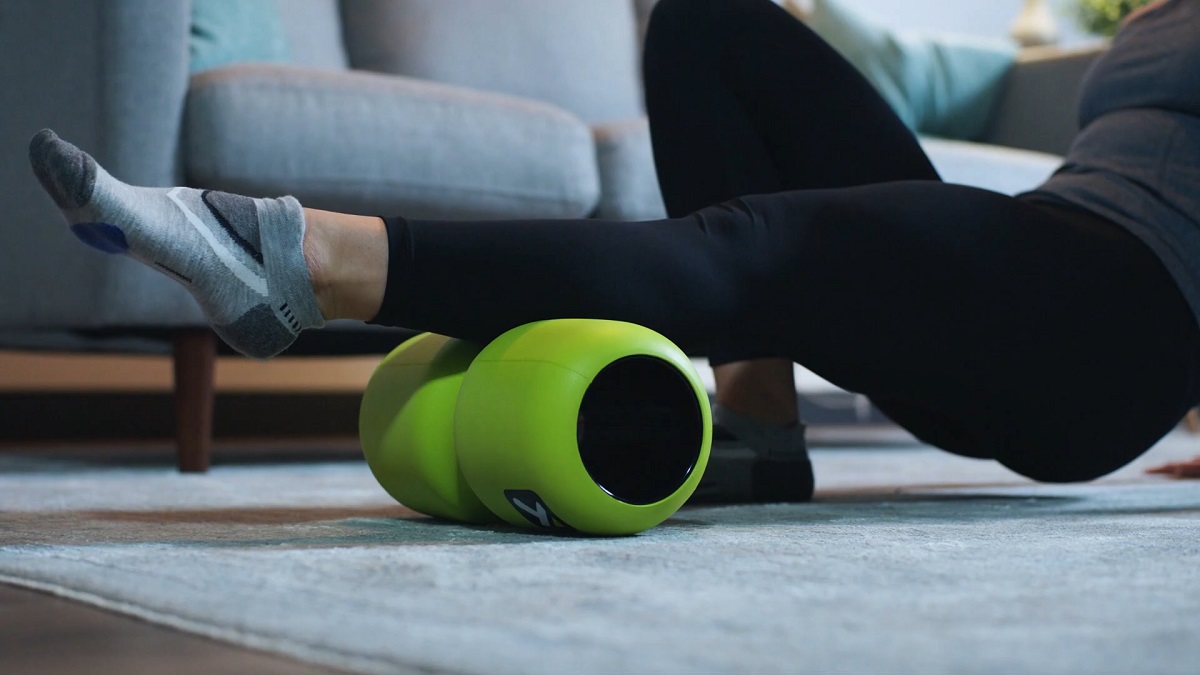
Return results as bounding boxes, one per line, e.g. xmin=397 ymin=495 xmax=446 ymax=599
xmin=0 ymin=0 xmax=1101 ymax=471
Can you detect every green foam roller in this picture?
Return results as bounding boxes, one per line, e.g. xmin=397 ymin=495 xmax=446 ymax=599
xmin=454 ymin=319 xmax=711 ymax=536
xmin=359 ymin=332 xmax=499 ymax=524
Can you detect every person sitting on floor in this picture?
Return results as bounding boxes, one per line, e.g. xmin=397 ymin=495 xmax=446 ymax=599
xmin=27 ymin=0 xmax=1200 ymax=497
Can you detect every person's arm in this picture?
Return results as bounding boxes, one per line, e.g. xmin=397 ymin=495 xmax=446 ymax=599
xmin=1145 ymin=456 xmax=1200 ymax=478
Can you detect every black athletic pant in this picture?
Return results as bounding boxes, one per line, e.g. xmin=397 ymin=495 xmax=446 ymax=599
xmin=372 ymin=0 xmax=1200 ymax=482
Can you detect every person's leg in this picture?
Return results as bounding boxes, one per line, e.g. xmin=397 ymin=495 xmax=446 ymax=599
xmin=32 ymin=131 xmax=1197 ymax=480
xmin=28 ymin=129 xmax=325 ymax=360
xmin=747 ymin=187 xmax=1199 ymax=482
xmin=643 ymin=0 xmax=937 ymax=215
xmin=642 ymin=0 xmax=939 ymax=429
xmin=303 ymin=209 xmax=388 ymax=322
xmin=367 ymin=183 xmax=1198 ymax=482
xmin=301 ymin=195 xmax=1197 ymax=480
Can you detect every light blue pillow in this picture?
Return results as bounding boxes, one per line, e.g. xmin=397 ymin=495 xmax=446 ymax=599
xmin=806 ymin=0 xmax=1017 ymax=140
xmin=190 ymin=0 xmax=291 ymax=74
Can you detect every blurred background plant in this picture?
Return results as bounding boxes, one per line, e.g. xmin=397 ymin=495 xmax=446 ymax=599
xmin=1074 ymin=0 xmax=1154 ymax=36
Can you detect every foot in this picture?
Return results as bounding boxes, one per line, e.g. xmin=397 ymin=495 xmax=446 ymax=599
xmin=28 ymin=129 xmax=324 ymax=359
xmin=690 ymin=403 xmax=814 ymax=504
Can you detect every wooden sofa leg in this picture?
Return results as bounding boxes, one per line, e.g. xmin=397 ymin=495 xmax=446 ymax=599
xmin=173 ymin=330 xmax=217 ymax=473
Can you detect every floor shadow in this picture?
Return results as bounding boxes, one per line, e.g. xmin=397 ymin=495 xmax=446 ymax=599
xmin=0 ymin=441 xmax=364 ymax=473
xmin=678 ymin=485 xmax=1200 ymax=526
xmin=817 ymin=492 xmax=1078 ymax=505
xmin=7 ymin=494 xmax=1198 ymax=550
xmin=4 ymin=503 xmax=716 ymax=549
xmin=78 ymin=505 xmax=416 ymax=525
xmin=356 ymin=513 xmax=714 ymax=541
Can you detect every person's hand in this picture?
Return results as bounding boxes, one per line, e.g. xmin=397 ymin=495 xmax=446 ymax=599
xmin=1145 ymin=455 xmax=1200 ymax=479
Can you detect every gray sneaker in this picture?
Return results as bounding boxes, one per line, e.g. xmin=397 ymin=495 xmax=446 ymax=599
xmin=689 ymin=404 xmax=814 ymax=503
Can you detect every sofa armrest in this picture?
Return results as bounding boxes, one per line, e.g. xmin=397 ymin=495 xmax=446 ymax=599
xmin=1 ymin=0 xmax=191 ymax=186
xmin=980 ymin=43 xmax=1107 ymax=156
xmin=0 ymin=0 xmax=199 ymax=329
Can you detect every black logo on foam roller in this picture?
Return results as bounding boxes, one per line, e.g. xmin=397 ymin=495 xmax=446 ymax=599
xmin=504 ymin=490 xmax=574 ymax=530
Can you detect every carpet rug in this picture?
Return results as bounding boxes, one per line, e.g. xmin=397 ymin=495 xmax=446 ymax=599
xmin=1 ymin=433 xmax=1199 ymax=674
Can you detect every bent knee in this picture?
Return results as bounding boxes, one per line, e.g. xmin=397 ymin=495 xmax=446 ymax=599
xmin=645 ymin=0 xmax=765 ymax=49
xmin=645 ymin=0 xmax=712 ymax=60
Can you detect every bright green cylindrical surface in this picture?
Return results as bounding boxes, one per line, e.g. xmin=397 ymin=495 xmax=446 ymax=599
xmin=455 ymin=320 xmax=711 ymax=535
xmin=359 ymin=333 xmax=498 ymax=523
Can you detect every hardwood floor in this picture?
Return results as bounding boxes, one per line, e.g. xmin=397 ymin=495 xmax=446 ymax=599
xmin=0 ymin=584 xmax=343 ymax=674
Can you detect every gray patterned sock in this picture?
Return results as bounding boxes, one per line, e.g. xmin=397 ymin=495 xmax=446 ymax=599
xmin=28 ymin=129 xmax=324 ymax=359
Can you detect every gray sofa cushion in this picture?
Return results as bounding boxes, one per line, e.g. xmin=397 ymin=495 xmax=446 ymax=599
xmin=340 ymin=0 xmax=643 ymax=123
xmin=185 ymin=64 xmax=600 ymax=219
xmin=920 ymin=137 xmax=1061 ymax=195
xmin=592 ymin=119 xmax=667 ymax=221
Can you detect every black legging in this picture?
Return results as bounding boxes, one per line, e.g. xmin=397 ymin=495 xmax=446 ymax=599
xmin=371 ymin=0 xmax=1200 ymax=482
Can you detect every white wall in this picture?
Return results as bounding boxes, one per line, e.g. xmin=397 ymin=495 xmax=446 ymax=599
xmin=797 ymin=0 xmax=1093 ymax=45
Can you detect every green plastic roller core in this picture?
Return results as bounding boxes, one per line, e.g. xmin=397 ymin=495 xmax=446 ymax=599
xmin=454 ymin=319 xmax=711 ymax=536
xmin=358 ymin=332 xmax=499 ymax=524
